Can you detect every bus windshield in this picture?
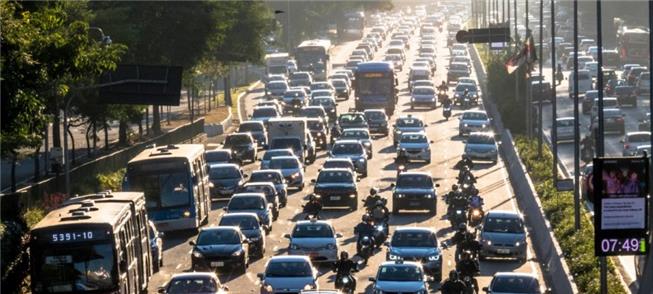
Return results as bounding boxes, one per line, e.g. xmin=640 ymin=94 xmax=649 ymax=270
xmin=296 ymin=49 xmax=326 ymax=72
xmin=127 ymin=161 xmax=191 ymax=209
xmin=356 ymin=77 xmax=393 ymax=96
xmin=32 ymin=242 xmax=116 ymax=293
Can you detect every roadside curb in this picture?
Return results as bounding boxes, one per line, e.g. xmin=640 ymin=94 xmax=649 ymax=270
xmin=469 ymin=44 xmax=579 ymax=294
xmin=237 ymin=81 xmax=263 ymax=123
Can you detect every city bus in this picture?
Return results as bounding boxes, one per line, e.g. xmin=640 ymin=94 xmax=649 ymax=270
xmin=30 ymin=191 xmax=152 ymax=293
xmin=124 ymin=144 xmax=210 ymax=232
xmin=618 ymin=27 xmax=649 ymax=65
xmin=265 ymin=52 xmax=289 ymax=76
xmin=354 ymin=62 xmax=398 ymax=115
xmin=339 ymin=11 xmax=365 ymax=40
xmin=295 ymin=39 xmax=332 ymax=81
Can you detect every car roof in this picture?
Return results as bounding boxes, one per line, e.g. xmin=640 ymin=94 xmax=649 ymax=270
xmin=492 ymin=272 xmax=538 ymax=279
xmin=270 ymin=155 xmax=299 ymax=160
xmin=296 ymin=219 xmax=333 ymax=226
xmin=170 ymin=272 xmax=219 ymax=279
xmin=269 ymin=255 xmax=312 ymax=262
xmin=413 ymin=86 xmax=435 ymax=90
xmin=463 ymin=110 xmax=487 ymax=115
xmin=625 ymin=131 xmax=651 ymax=137
xmin=221 ymin=212 xmax=260 ymax=220
xmin=379 ymin=260 xmax=422 ymax=267
xmin=486 ymin=210 xmax=522 ymax=218
xmin=252 ymin=169 xmax=283 ymax=176
xmin=241 ymin=120 xmax=265 ymax=126
xmin=206 ymin=149 xmax=231 ymax=154
xmin=200 ymin=225 xmax=242 ymax=234
xmin=209 ymin=163 xmax=239 ymax=169
xmin=342 ymin=128 xmax=370 ymax=133
xmin=398 ymin=171 xmax=432 ymax=177
xmin=244 ymin=182 xmax=275 ymax=188
xmin=394 ymin=226 xmax=434 ymax=234
xmin=364 ymin=109 xmax=386 ymax=113
xmin=334 ymin=139 xmax=362 ymax=145
xmin=231 ymin=193 xmax=266 ymax=199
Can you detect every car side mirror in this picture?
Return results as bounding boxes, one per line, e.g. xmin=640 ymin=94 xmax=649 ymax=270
xmin=222 ymin=207 xmax=228 ymax=211
xmin=368 ymin=277 xmax=376 ymax=282
xmin=335 ymin=233 xmax=343 ymax=238
xmin=311 ymin=179 xmax=316 ymax=183
xmin=482 ymin=287 xmax=489 ymax=292
xmin=158 ymin=287 xmax=167 ymax=294
xmin=283 ymin=233 xmax=291 ymax=239
xmin=189 ymin=240 xmax=196 ymax=246
xmin=390 ymin=183 xmax=396 ymax=188
xmin=257 ymin=273 xmax=265 ymax=280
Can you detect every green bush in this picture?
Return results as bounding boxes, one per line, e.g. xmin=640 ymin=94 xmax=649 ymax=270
xmin=22 ymin=207 xmax=45 ymax=229
xmin=96 ymin=168 xmax=126 ymax=191
xmin=514 ymin=136 xmax=626 ymax=294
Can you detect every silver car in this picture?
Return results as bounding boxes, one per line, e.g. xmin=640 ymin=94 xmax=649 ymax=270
xmin=369 ymin=261 xmax=428 ymax=294
xmin=459 ymin=110 xmax=491 ymax=136
xmin=339 ymin=128 xmax=373 ymax=159
xmin=266 ymin=80 xmax=289 ymax=99
xmin=329 ymin=140 xmax=368 ymax=177
xmin=479 ymin=210 xmax=528 ymax=263
xmin=464 ymin=132 xmax=498 ymax=163
xmin=285 ymin=220 xmax=342 ymax=263
xmin=260 ymin=149 xmax=294 ymax=170
xmin=622 ymin=131 xmax=651 ymax=156
xmin=397 ymin=132 xmax=433 ymax=163
xmin=410 ymin=86 xmax=437 ymax=109
xmin=393 ymin=115 xmax=426 ymax=146
xmin=258 ymin=256 xmax=318 ymax=293
xmin=555 ymin=117 xmax=575 ymax=143
xmin=269 ymin=155 xmax=305 ymax=189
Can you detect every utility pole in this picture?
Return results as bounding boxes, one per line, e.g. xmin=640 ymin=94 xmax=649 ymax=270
xmin=538 ymin=0 xmax=544 ymax=157
xmin=550 ymin=0 xmax=557 ymax=183
xmin=573 ymin=0 xmax=581 ymax=231
xmin=526 ymin=0 xmax=531 ymax=138
xmin=595 ymin=1 xmax=607 ymax=293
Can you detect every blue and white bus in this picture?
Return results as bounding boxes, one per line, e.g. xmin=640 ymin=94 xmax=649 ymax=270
xmin=295 ymin=39 xmax=332 ymax=81
xmin=124 ymin=144 xmax=210 ymax=232
xmin=354 ymin=62 xmax=398 ymax=115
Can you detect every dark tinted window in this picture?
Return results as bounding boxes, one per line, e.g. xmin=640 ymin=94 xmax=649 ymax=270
xmin=491 ymin=276 xmax=540 ymax=293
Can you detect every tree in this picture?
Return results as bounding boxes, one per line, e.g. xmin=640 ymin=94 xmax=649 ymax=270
xmin=1 ymin=1 xmax=125 ymax=191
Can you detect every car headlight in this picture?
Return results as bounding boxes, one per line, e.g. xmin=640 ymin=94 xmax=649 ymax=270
xmin=363 ymin=142 xmax=371 ymax=147
xmin=464 ymin=123 xmax=469 ymax=127
xmin=290 ymin=243 xmax=299 ymax=250
xmin=358 ymin=158 xmax=365 ymax=163
xmin=388 ymin=254 xmax=401 ymax=260
xmin=515 ymin=241 xmax=521 ymax=247
xmin=326 ymin=243 xmax=336 ymax=250
xmin=232 ymin=249 xmax=243 ymax=256
xmin=192 ymin=250 xmax=203 ymax=258
xmin=484 ymin=239 xmax=492 ymax=246
xmin=425 ymin=194 xmax=433 ymax=199
xmin=395 ymin=194 xmax=404 ymax=198
xmin=183 ymin=210 xmax=191 ymax=218
xmin=481 ymin=124 xmax=487 ymax=128
xmin=349 ymin=194 xmax=357 ymax=198
xmin=291 ymin=172 xmax=300 ymax=179
xmin=428 ymin=254 xmax=440 ymax=261
xmin=342 ymin=276 xmax=350 ymax=283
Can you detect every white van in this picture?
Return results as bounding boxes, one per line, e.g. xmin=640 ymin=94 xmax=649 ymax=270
xmin=568 ymin=70 xmax=593 ymax=98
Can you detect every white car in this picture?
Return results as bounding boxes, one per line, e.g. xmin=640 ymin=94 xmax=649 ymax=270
xmin=622 ymin=132 xmax=651 ymax=156
xmin=284 ymin=219 xmax=342 ymax=263
xmin=397 ymin=132 xmax=433 ymax=163
xmin=555 ymin=117 xmax=575 ymax=143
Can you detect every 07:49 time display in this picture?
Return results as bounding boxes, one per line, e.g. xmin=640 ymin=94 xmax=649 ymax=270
xmin=600 ymin=238 xmax=646 ymax=254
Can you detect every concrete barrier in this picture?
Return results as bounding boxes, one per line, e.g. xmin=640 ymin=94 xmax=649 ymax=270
xmin=469 ymin=44 xmax=578 ymax=293
xmin=204 ymin=108 xmax=232 ymax=137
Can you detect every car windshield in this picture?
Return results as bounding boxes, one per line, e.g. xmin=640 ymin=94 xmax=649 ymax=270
xmin=317 ymin=170 xmax=353 ymax=183
xmin=365 ymin=111 xmax=385 ymax=120
xmin=628 ymin=134 xmax=650 ymax=143
xmin=311 ymin=99 xmax=334 ymax=107
xmin=205 ymin=151 xmax=230 ymax=163
xmin=301 ymin=108 xmax=322 ymax=117
xmin=339 ymin=114 xmax=366 ymax=124
xmin=270 ymin=138 xmax=301 ymax=151
xmin=468 ymin=135 xmax=495 ymax=145
xmin=224 ymin=134 xmax=251 ymax=146
xmin=323 ymin=161 xmax=352 ymax=169
xmin=228 ymin=197 xmax=266 ymax=210
xmin=396 ymin=174 xmax=433 ymax=188
xmin=292 ymin=224 xmax=334 ymax=238
xmin=269 ymin=158 xmax=299 ymax=169
xmin=242 ymin=185 xmax=273 ymax=196
xmin=219 ymin=216 xmax=259 ymax=230
xmin=291 ymin=73 xmax=309 ymax=80
xmin=397 ymin=118 xmax=424 ymax=128
xmin=196 ymin=229 xmax=240 ymax=245
xmin=341 ymin=130 xmax=369 ymax=140
xmin=167 ymin=277 xmax=218 ymax=294
xmin=484 ymin=217 xmax=524 ymax=234
xmin=400 ymin=134 xmax=427 ymax=143
xmin=240 ymin=123 xmax=264 ymax=133
xmin=456 ymin=84 xmax=476 ymax=92
xmin=252 ymin=108 xmax=277 ymax=118
xmin=332 ymin=80 xmax=346 ymax=87
xmin=250 ymin=172 xmax=282 ymax=184
xmin=556 ymin=120 xmax=574 ymax=127
xmin=391 ymin=230 xmax=437 ymax=247
xmin=269 ymin=83 xmax=287 ymax=89
xmin=209 ymin=167 xmax=240 ymax=180
xmin=491 ymin=276 xmax=540 ymax=293
xmin=332 ymin=143 xmax=363 ymax=155
xmin=462 ymin=112 xmax=488 ymax=120
xmin=266 ymin=261 xmax=312 ymax=277
xmin=413 ymin=88 xmax=434 ymax=95
xmin=377 ymin=265 xmax=422 ymax=282
xmin=307 ymin=121 xmax=325 ymax=130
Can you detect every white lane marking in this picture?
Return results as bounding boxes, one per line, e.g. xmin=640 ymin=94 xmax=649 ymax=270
xmin=175 ymin=263 xmax=182 ymax=270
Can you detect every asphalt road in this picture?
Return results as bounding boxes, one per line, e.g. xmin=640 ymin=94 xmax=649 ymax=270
xmin=147 ymin=25 xmax=546 ymax=293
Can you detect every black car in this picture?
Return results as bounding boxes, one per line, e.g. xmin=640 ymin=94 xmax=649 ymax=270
xmin=208 ymin=163 xmax=245 ymax=199
xmin=307 ymin=118 xmax=329 ymax=150
xmin=218 ymin=213 xmax=266 ymax=258
xmin=223 ymin=133 xmax=257 ymax=163
xmin=530 ymin=81 xmax=552 ymax=102
xmin=364 ymin=109 xmax=389 ymax=135
xmin=391 ymin=172 xmax=438 ymax=214
xmin=312 ymin=168 xmax=358 ymax=210
xmin=614 ymin=85 xmax=638 ymax=107
xmin=238 ymin=182 xmax=280 ymax=220
xmin=331 ymin=112 xmax=369 ymax=143
xmin=190 ymin=226 xmax=250 ymax=273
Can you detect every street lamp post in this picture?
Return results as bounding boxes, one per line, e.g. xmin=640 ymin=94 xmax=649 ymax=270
xmin=63 ymin=27 xmax=111 ymax=197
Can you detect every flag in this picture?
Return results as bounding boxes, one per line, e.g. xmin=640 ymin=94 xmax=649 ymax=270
xmin=505 ymin=34 xmax=537 ymax=74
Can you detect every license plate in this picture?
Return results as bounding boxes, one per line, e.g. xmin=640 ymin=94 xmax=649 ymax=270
xmin=211 ymin=261 xmax=225 ymax=267
xmin=409 ymin=201 xmax=420 ymax=206
xmin=497 ymin=249 xmax=510 ymax=254
xmin=330 ymin=196 xmax=341 ymax=201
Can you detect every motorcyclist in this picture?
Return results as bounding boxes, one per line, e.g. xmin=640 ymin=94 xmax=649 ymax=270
xmin=369 ymin=200 xmax=390 ymax=224
xmin=448 ymin=190 xmax=469 ymax=217
xmin=555 ymin=63 xmax=564 ymax=85
xmin=364 ymin=187 xmax=384 ymax=209
xmin=440 ymin=270 xmax=467 ymax=294
xmin=443 ymin=95 xmax=452 ymax=108
xmin=333 ymin=251 xmax=357 ymax=289
xmin=462 ymin=88 xmax=470 ymax=105
xmin=452 ymin=223 xmax=473 ymax=246
xmin=454 ymin=154 xmax=474 ymax=170
xmin=469 ymin=193 xmax=484 ymax=209
xmin=438 ymin=80 xmax=448 ymax=91
xmin=302 ymin=194 xmax=322 ymax=219
xmin=354 ymin=215 xmax=376 ymax=251
xmin=456 ymin=251 xmax=480 ymax=292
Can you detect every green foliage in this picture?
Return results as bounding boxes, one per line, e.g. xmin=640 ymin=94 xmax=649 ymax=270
xmin=480 ymin=45 xmax=529 ymax=134
xmin=22 ymin=207 xmax=45 ymax=229
xmin=96 ymin=168 xmax=126 ymax=191
xmin=515 ymin=136 xmax=627 ymax=294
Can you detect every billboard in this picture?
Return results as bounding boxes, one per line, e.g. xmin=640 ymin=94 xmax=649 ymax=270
xmin=593 ymin=156 xmax=650 ymax=256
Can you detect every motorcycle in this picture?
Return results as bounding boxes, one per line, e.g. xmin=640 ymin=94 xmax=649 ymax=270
xmin=449 ymin=206 xmax=468 ymax=229
xmin=301 ymin=196 xmax=322 ymax=220
xmin=334 ymin=272 xmax=356 ymax=294
xmin=356 ymin=235 xmax=374 ymax=262
xmin=461 ymin=274 xmax=479 ymax=294
xmin=443 ymin=104 xmax=452 ymax=120
xmin=462 ymin=95 xmax=471 ymax=110
xmin=468 ymin=207 xmax=484 ymax=227
xmin=367 ymin=200 xmax=390 ymax=224
xmin=373 ymin=222 xmax=388 ymax=247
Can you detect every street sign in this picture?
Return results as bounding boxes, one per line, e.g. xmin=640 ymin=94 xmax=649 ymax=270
xmin=593 ymin=156 xmax=650 ymax=256
xmin=99 ymin=64 xmax=183 ymax=106
xmin=556 ymin=178 xmax=574 ymax=191
xmin=455 ymin=27 xmax=511 ymax=44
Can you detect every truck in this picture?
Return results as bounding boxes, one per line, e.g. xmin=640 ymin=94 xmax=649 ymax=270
xmin=267 ymin=117 xmax=316 ymax=164
xmin=354 ymin=62 xmax=397 ymax=115
xmin=265 ymin=52 xmax=290 ymax=77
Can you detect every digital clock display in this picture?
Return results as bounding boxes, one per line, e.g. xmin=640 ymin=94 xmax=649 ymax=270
xmin=599 ymin=238 xmax=647 ymax=255
xmin=44 ymin=230 xmax=108 ymax=243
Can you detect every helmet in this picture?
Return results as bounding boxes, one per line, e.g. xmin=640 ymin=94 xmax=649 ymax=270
xmin=458 ymin=223 xmax=467 ymax=232
xmin=449 ymin=270 xmax=458 ymax=280
xmin=340 ymin=251 xmax=349 ymax=260
xmin=375 ymin=200 xmax=384 ymax=206
xmin=309 ymin=194 xmax=318 ymax=201
xmin=451 ymin=184 xmax=459 ymax=191
xmin=370 ymin=187 xmax=379 ymax=195
xmin=362 ymin=214 xmax=370 ymax=222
